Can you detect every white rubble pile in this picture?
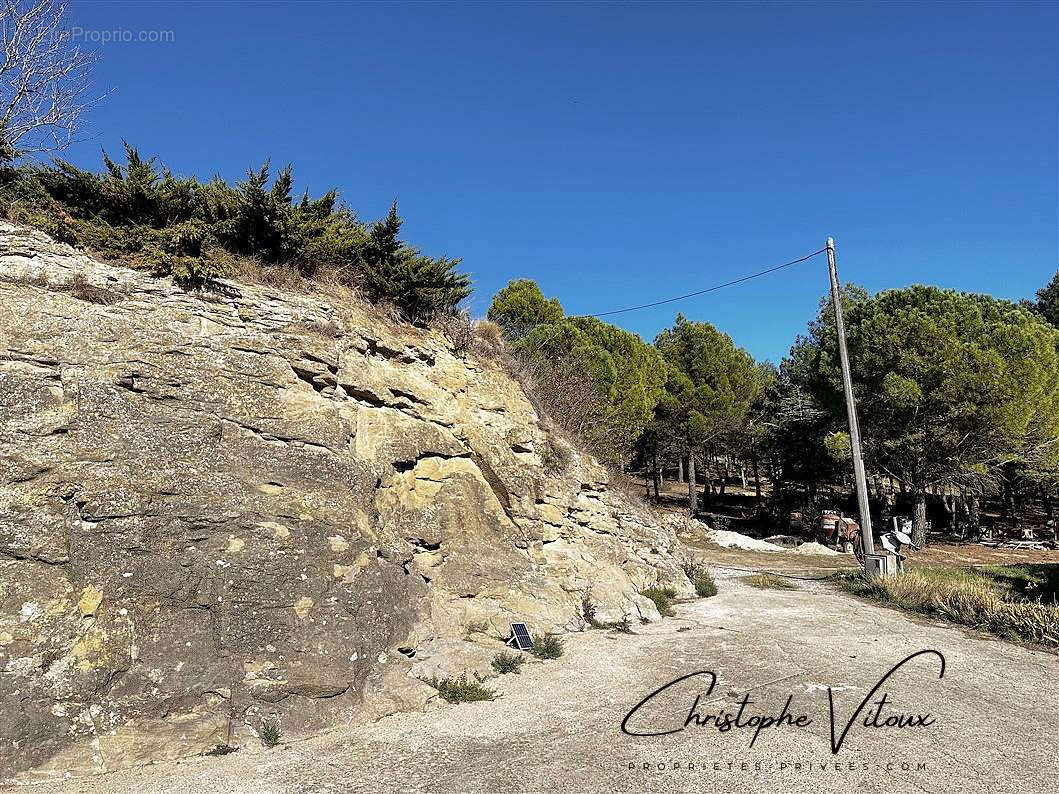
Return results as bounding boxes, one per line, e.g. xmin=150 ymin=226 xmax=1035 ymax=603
xmin=706 ymin=529 xmax=784 ymax=552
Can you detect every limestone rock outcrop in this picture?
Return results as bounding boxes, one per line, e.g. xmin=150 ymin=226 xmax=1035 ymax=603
xmin=0 ymin=222 xmax=690 ymax=781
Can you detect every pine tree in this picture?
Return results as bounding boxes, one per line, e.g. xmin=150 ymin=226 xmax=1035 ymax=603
xmin=1037 ymin=271 xmax=1059 ymax=328
xmin=359 ymin=201 xmax=471 ymax=323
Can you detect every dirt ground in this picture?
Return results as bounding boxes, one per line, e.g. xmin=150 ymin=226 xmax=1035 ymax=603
xmin=20 ymin=564 xmax=1058 ymax=794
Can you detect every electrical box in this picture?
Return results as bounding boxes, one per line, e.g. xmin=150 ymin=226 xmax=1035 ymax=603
xmin=863 ymin=553 xmax=899 ymax=579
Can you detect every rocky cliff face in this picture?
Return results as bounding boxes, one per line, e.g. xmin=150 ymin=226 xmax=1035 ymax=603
xmin=0 ymin=221 xmax=690 ymax=781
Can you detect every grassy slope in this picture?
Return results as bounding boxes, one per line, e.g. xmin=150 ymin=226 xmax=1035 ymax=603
xmin=838 ymin=564 xmax=1059 ymax=650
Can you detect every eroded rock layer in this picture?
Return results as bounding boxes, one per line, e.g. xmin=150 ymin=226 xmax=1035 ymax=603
xmin=0 ymin=222 xmax=689 ymax=780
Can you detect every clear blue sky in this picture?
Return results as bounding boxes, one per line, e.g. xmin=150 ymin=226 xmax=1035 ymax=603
xmin=60 ymin=0 xmax=1056 ymax=362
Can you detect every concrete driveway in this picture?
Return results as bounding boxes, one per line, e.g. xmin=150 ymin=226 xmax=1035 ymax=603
xmin=20 ymin=572 xmax=1058 ymax=794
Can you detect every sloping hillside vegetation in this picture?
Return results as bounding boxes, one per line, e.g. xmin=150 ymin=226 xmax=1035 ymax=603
xmin=0 ymin=145 xmax=469 ymax=323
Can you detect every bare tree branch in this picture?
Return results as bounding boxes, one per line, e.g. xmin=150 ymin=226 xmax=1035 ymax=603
xmin=0 ymin=0 xmax=101 ymax=159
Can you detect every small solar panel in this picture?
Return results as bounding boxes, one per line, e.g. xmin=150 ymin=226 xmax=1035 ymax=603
xmin=508 ymin=622 xmax=533 ymax=650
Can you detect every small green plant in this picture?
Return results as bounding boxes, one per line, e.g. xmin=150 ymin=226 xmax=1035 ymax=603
xmin=428 ymin=673 xmax=496 ymax=703
xmin=491 ymin=651 xmax=525 ymax=675
xmin=205 ymin=743 xmax=238 ymax=756
xmin=684 ymin=562 xmax=718 ymax=598
xmin=746 ymin=573 xmax=797 ymax=590
xmin=694 ymin=571 xmax=718 ymax=598
xmin=260 ymin=717 xmax=281 ymax=748
xmin=581 ymin=590 xmax=604 ymax=629
xmin=640 ymin=586 xmax=678 ymax=617
xmin=530 ymin=633 xmax=564 ymax=659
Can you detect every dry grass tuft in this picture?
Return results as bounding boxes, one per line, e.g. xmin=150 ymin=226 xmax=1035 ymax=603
xmin=1 ymin=270 xmax=122 ymax=304
xmin=838 ymin=566 xmax=1059 ymax=649
xmin=60 ymin=273 xmax=122 ymax=305
xmin=745 ymin=573 xmax=797 ymax=590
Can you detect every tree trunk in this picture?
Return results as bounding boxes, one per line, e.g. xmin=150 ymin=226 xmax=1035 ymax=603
xmin=678 ymin=457 xmax=684 ymax=483
xmin=702 ymin=455 xmax=714 ymax=506
xmin=968 ymin=493 xmax=981 ymax=540
xmin=940 ymin=492 xmax=954 ymax=532
xmin=1001 ymin=471 xmax=1013 ymax=523
xmin=652 ymin=454 xmax=661 ymax=499
xmin=912 ymin=486 xmax=928 ymax=548
xmin=752 ymin=453 xmax=761 ymax=500
xmin=687 ymin=452 xmax=697 ymax=517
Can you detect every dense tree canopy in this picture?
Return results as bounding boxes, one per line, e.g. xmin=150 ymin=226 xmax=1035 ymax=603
xmin=792 ymin=285 xmax=1059 ymax=544
xmin=654 ymin=314 xmax=766 ymax=512
xmin=487 ymin=280 xmax=666 ymax=463
xmin=487 ymin=279 xmax=563 ymax=340
xmin=654 ymin=315 xmax=762 ymax=445
xmin=1036 ymin=270 xmax=1059 ymax=328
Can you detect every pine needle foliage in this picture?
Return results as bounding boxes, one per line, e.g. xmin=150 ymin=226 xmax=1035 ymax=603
xmin=0 ymin=144 xmax=469 ymax=321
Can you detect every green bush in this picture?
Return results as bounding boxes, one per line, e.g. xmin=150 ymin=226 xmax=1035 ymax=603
xmin=640 ymin=586 xmax=678 ymax=617
xmin=694 ymin=571 xmax=718 ymax=598
xmin=429 ymin=674 xmax=496 ymax=703
xmin=581 ymin=591 xmax=603 ymax=629
xmin=491 ymin=651 xmax=525 ymax=675
xmin=530 ymin=633 xmax=564 ymax=660
xmin=260 ymin=717 xmax=281 ymax=748
xmin=0 ymin=146 xmax=469 ymax=320
xmin=359 ymin=201 xmax=470 ymax=324
xmin=683 ymin=562 xmax=718 ymax=598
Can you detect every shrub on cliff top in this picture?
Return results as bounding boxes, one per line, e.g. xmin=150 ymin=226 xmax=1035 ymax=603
xmin=0 ymin=146 xmax=470 ymax=318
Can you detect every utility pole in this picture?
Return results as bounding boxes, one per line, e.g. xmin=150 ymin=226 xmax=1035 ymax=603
xmin=826 ymin=237 xmax=876 ymax=562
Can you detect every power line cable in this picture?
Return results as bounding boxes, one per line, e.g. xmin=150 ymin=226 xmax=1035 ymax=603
xmin=569 ymin=247 xmax=828 ymax=319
